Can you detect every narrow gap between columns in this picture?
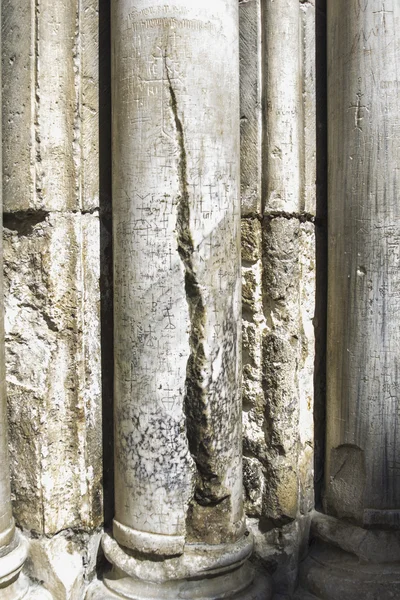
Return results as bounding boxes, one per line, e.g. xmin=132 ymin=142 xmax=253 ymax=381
xmin=99 ymin=0 xmax=114 ymax=530
xmin=314 ymin=0 xmax=328 ymax=511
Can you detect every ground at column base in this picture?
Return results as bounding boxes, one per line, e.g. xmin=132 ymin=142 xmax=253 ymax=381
xmin=24 ymin=580 xmax=54 ymax=600
xmin=298 ymin=541 xmax=400 ymax=600
xmin=291 ymin=588 xmax=321 ymax=600
xmin=86 ymin=563 xmax=272 ymax=600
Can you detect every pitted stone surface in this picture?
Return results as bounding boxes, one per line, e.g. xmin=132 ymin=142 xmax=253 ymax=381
xmin=2 ymin=0 xmax=102 ymax=543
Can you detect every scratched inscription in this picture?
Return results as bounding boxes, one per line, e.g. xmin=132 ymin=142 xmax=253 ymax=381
xmin=112 ymin=3 xmax=242 ymax=538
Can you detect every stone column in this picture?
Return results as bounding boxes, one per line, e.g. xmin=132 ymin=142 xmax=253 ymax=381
xmin=300 ymin=1 xmax=400 ymax=598
xmin=242 ymin=0 xmax=315 ymax=597
xmin=87 ymin=1 xmax=270 ymax=598
xmin=2 ymin=0 xmax=102 ymax=596
xmin=0 ymin=16 xmax=30 ymax=600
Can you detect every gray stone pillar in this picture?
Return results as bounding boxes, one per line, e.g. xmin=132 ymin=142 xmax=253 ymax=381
xmin=300 ymin=1 xmax=400 ymax=598
xmin=0 ymin=17 xmax=29 ymax=600
xmin=242 ymin=1 xmax=315 ymax=597
xmin=2 ymin=0 xmax=101 ymax=596
xmin=87 ymin=1 xmax=271 ymax=598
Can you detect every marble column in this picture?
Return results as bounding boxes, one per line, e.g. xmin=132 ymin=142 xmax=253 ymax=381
xmin=299 ymin=1 xmax=400 ymax=598
xmin=87 ymin=1 xmax=271 ymax=599
xmin=0 ymin=18 xmax=29 ymax=600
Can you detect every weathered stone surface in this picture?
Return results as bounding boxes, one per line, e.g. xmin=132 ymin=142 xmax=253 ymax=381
xmin=4 ymin=213 xmax=101 ymax=534
xmin=2 ymin=0 xmax=99 ymax=213
xmin=239 ymin=0 xmax=262 ymax=215
xmin=26 ymin=531 xmax=101 ymax=600
xmin=86 ymin=1 xmax=272 ymax=598
xmin=241 ymin=215 xmax=314 ymax=595
xmin=2 ymin=17 xmax=102 ymax=599
xmin=325 ymin=0 xmax=400 ymax=527
xmin=299 ymin=541 xmax=400 ymax=600
xmin=111 ymin=0 xmax=243 ymax=553
xmin=248 ymin=515 xmax=311 ymax=597
xmin=260 ymin=217 xmax=314 ymax=521
xmin=311 ymin=511 xmax=400 ymax=564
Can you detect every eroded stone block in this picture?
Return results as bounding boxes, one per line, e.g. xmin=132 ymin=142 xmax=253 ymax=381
xmin=4 ymin=213 xmax=102 ymax=534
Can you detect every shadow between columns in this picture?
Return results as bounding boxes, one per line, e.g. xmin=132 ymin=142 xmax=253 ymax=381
xmin=99 ymin=0 xmax=114 ymax=530
xmin=313 ymin=0 xmax=328 ymax=512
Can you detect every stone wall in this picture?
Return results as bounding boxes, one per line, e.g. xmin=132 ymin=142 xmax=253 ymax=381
xmin=1 ymin=1 xmax=316 ymax=598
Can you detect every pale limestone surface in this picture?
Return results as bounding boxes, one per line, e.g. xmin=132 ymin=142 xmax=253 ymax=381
xmin=2 ymin=0 xmax=102 ymax=596
xmin=112 ymin=0 xmax=243 ymax=548
xmin=325 ymin=0 xmax=400 ymax=528
xmin=89 ymin=0 xmax=272 ymax=598
xmin=301 ymin=1 xmax=316 ymax=216
xmin=4 ymin=214 xmax=101 ymax=533
xmin=298 ymin=1 xmax=400 ymax=598
xmin=240 ymin=2 xmax=316 ymax=596
xmin=0 ymin=0 xmax=318 ymax=597
xmin=263 ymin=0 xmax=302 ymax=213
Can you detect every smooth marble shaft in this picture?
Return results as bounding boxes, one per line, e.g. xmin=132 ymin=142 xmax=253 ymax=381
xmin=264 ymin=0 xmax=302 ymax=213
xmin=326 ymin=0 xmax=400 ymax=527
xmin=112 ymin=0 xmax=244 ymax=552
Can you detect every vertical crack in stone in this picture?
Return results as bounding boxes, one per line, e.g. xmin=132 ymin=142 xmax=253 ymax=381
xmin=165 ymin=57 xmax=225 ymax=507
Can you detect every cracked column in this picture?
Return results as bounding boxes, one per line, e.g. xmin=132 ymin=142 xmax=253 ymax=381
xmin=87 ymin=1 xmax=271 ymax=598
xmin=300 ymin=1 xmax=400 ymax=598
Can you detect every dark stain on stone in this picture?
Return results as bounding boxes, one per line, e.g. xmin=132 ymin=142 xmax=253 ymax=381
xmin=3 ymin=210 xmax=49 ymax=236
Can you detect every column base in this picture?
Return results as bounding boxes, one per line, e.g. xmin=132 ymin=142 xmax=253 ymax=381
xmin=298 ymin=512 xmax=400 ymax=600
xmin=87 ymin=565 xmax=271 ymax=600
xmin=86 ymin=533 xmax=272 ymax=600
xmin=0 ymin=531 xmax=29 ymax=600
xmin=0 ymin=531 xmax=54 ymax=600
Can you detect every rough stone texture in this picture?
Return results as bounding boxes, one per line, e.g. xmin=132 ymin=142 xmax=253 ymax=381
xmin=241 ymin=217 xmax=315 ymax=596
xmin=248 ymin=217 xmax=314 ymax=521
xmin=4 ymin=214 xmax=101 ymax=534
xmin=249 ymin=516 xmax=311 ymax=598
xmin=25 ymin=531 xmax=101 ymax=600
xmin=240 ymin=2 xmax=316 ymax=597
xmin=91 ymin=1 xmax=272 ymax=599
xmin=239 ymin=0 xmax=262 ymax=216
xmin=111 ymin=0 xmax=243 ymax=552
xmin=2 ymin=0 xmax=102 ymax=596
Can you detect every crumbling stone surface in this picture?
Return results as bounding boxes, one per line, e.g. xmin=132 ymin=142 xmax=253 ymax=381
xmin=242 ymin=216 xmax=315 ymax=593
xmin=2 ymin=1 xmax=102 ymax=596
xmin=242 ymin=217 xmax=314 ymax=520
xmin=25 ymin=530 xmax=101 ymax=600
xmin=240 ymin=3 xmax=316 ymax=596
xmin=248 ymin=515 xmax=311 ymax=598
xmin=4 ymin=214 xmax=102 ymax=534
